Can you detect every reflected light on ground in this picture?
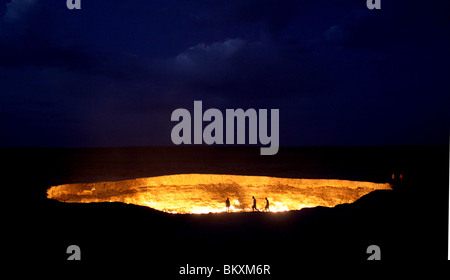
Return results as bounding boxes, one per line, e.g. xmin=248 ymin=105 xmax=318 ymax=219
xmin=47 ymin=174 xmax=391 ymax=214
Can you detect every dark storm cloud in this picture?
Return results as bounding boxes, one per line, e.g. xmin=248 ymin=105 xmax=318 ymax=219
xmin=163 ymin=37 xmax=343 ymax=107
xmin=3 ymin=0 xmax=36 ymax=23
xmin=322 ymin=1 xmax=450 ymax=49
xmin=0 ymin=0 xmax=448 ymax=147
xmin=0 ymin=0 xmax=94 ymax=70
xmin=226 ymin=0 xmax=304 ymax=35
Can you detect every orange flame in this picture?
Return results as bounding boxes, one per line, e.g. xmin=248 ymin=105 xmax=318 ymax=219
xmin=47 ymin=174 xmax=391 ymax=214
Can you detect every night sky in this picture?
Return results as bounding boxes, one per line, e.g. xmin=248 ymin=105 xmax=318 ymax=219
xmin=0 ymin=0 xmax=449 ymax=147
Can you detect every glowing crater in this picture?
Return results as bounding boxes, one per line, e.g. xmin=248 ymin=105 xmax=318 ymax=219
xmin=47 ymin=174 xmax=391 ymax=214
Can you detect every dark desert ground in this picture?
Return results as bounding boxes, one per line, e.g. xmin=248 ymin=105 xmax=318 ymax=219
xmin=6 ymin=145 xmax=448 ymax=272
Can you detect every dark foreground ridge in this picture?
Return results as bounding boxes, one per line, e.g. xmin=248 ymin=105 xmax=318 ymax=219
xmin=37 ymin=187 xmax=444 ymax=267
xmin=6 ymin=146 xmax=448 ymax=272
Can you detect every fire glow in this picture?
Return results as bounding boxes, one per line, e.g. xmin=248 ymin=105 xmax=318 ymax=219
xmin=47 ymin=174 xmax=391 ymax=214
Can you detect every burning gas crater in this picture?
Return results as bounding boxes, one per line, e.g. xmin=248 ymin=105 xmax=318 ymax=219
xmin=47 ymin=174 xmax=391 ymax=214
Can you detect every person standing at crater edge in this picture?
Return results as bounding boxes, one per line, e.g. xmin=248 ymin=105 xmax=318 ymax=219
xmin=265 ymin=197 xmax=270 ymax=212
xmin=252 ymin=196 xmax=258 ymax=211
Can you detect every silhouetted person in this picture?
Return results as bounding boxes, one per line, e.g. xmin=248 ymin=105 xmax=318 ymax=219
xmin=252 ymin=196 xmax=257 ymax=211
xmin=225 ymin=197 xmax=230 ymax=213
xmin=265 ymin=197 xmax=269 ymax=212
